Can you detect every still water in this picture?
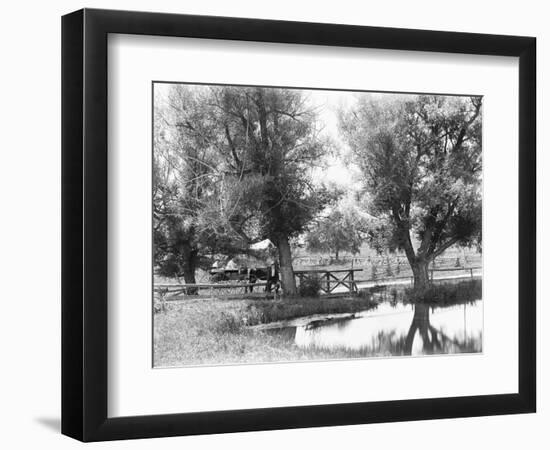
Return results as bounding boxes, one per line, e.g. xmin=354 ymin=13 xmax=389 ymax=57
xmin=271 ymin=301 xmax=482 ymax=357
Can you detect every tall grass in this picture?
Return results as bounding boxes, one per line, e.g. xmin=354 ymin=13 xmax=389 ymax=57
xmin=404 ymin=279 xmax=482 ymax=304
xmin=154 ymin=298 xmax=380 ymax=367
xmin=244 ymin=296 xmax=377 ymax=326
xmin=213 ymin=312 xmax=245 ymax=334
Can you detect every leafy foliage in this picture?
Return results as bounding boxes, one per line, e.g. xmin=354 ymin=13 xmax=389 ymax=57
xmin=304 ymin=204 xmax=367 ymax=259
xmin=153 ymin=86 xmax=250 ymax=282
xmin=298 ymin=275 xmax=322 ymax=297
xmin=340 ymin=94 xmax=482 ymax=287
xmin=211 ymin=87 xmax=334 ymax=241
xmin=153 ymin=85 xmax=333 ymax=294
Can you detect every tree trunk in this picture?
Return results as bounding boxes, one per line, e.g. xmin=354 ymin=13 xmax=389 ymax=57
xmin=275 ymin=234 xmax=297 ymax=296
xmin=181 ymin=245 xmax=198 ymax=295
xmin=404 ymin=304 xmax=430 ymax=355
xmin=411 ymin=258 xmax=430 ymax=290
xmin=394 ymin=216 xmax=429 ymax=290
xmin=335 ymin=249 xmax=339 ymax=261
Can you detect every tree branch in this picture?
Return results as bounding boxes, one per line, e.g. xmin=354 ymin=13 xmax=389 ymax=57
xmin=432 ymin=237 xmax=460 ymax=259
xmin=391 ymin=207 xmax=416 ymax=263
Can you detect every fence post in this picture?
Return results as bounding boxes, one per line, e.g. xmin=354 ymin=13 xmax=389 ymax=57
xmin=470 ymin=268 xmax=473 ymax=279
xmin=326 ymin=272 xmax=330 ymax=293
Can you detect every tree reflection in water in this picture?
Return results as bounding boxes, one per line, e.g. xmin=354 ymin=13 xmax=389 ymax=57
xmin=403 ymin=304 xmax=479 ymax=355
xmin=281 ymin=301 xmax=482 ymax=357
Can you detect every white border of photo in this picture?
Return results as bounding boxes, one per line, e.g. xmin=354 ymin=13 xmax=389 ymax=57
xmin=107 ymin=34 xmax=518 ymax=418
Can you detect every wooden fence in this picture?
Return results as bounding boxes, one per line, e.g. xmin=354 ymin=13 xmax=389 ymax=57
xmin=353 ymin=265 xmax=482 ymax=287
xmin=154 ymin=281 xmax=268 ymax=301
xmin=292 ymin=254 xmax=482 ymax=269
xmin=154 ymin=265 xmax=481 ymax=300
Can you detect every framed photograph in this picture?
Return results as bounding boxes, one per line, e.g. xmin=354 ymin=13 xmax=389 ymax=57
xmin=62 ymin=8 xmax=536 ymax=442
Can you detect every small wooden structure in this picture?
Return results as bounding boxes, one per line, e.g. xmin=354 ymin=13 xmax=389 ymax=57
xmin=294 ymin=268 xmax=362 ymax=294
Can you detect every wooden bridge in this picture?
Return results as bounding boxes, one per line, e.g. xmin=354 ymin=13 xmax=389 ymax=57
xmin=294 ymin=268 xmax=362 ymax=294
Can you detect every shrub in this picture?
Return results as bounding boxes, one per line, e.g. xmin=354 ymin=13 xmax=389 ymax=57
xmin=213 ymin=312 xmax=244 ymax=334
xmin=357 ymin=288 xmax=373 ymax=300
xmin=404 ymin=279 xmax=482 ymax=304
xmin=299 ymin=275 xmax=322 ymax=298
xmin=153 ymin=288 xmax=169 ymax=314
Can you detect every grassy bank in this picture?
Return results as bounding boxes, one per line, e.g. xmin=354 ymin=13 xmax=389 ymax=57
xmin=154 ymin=297 xmax=378 ymax=367
xmin=241 ymin=295 xmax=377 ymax=326
xmin=402 ymin=279 xmax=482 ymax=304
xmin=154 ymin=280 xmax=482 ymax=367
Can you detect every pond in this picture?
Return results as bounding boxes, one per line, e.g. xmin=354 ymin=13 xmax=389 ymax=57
xmin=269 ymin=301 xmax=482 ymax=357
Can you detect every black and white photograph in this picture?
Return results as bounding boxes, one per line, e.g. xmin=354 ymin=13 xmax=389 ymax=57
xmin=0 ymin=0 xmax=542 ymax=447
xmin=152 ymin=83 xmax=483 ymax=367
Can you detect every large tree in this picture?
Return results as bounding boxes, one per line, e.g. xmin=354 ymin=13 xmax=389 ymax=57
xmin=154 ymin=85 xmax=333 ymax=296
xmin=209 ymin=86 xmax=333 ymax=295
xmin=341 ymin=94 xmax=482 ymax=289
xmin=153 ymin=86 xmax=249 ymax=291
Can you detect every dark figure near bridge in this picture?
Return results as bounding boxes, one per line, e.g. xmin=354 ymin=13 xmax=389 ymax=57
xmin=265 ymin=262 xmax=281 ymax=295
xmin=209 ymin=261 xmax=281 ymax=295
xmin=242 ymin=263 xmax=280 ymax=294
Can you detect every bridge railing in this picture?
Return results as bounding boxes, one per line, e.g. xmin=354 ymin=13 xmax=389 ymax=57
xmin=294 ymin=268 xmax=363 ymax=294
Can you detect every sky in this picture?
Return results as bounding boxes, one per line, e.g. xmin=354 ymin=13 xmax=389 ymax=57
xmin=301 ymin=88 xmax=359 ymax=189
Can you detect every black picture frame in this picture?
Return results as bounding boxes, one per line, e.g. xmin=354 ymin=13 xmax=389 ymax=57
xmin=61 ymin=8 xmax=536 ymax=442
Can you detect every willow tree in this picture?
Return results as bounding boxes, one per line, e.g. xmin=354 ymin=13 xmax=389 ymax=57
xmin=153 ymin=85 xmax=250 ymax=290
xmin=341 ymin=95 xmax=482 ymax=289
xmin=211 ymin=86 xmax=333 ymax=295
